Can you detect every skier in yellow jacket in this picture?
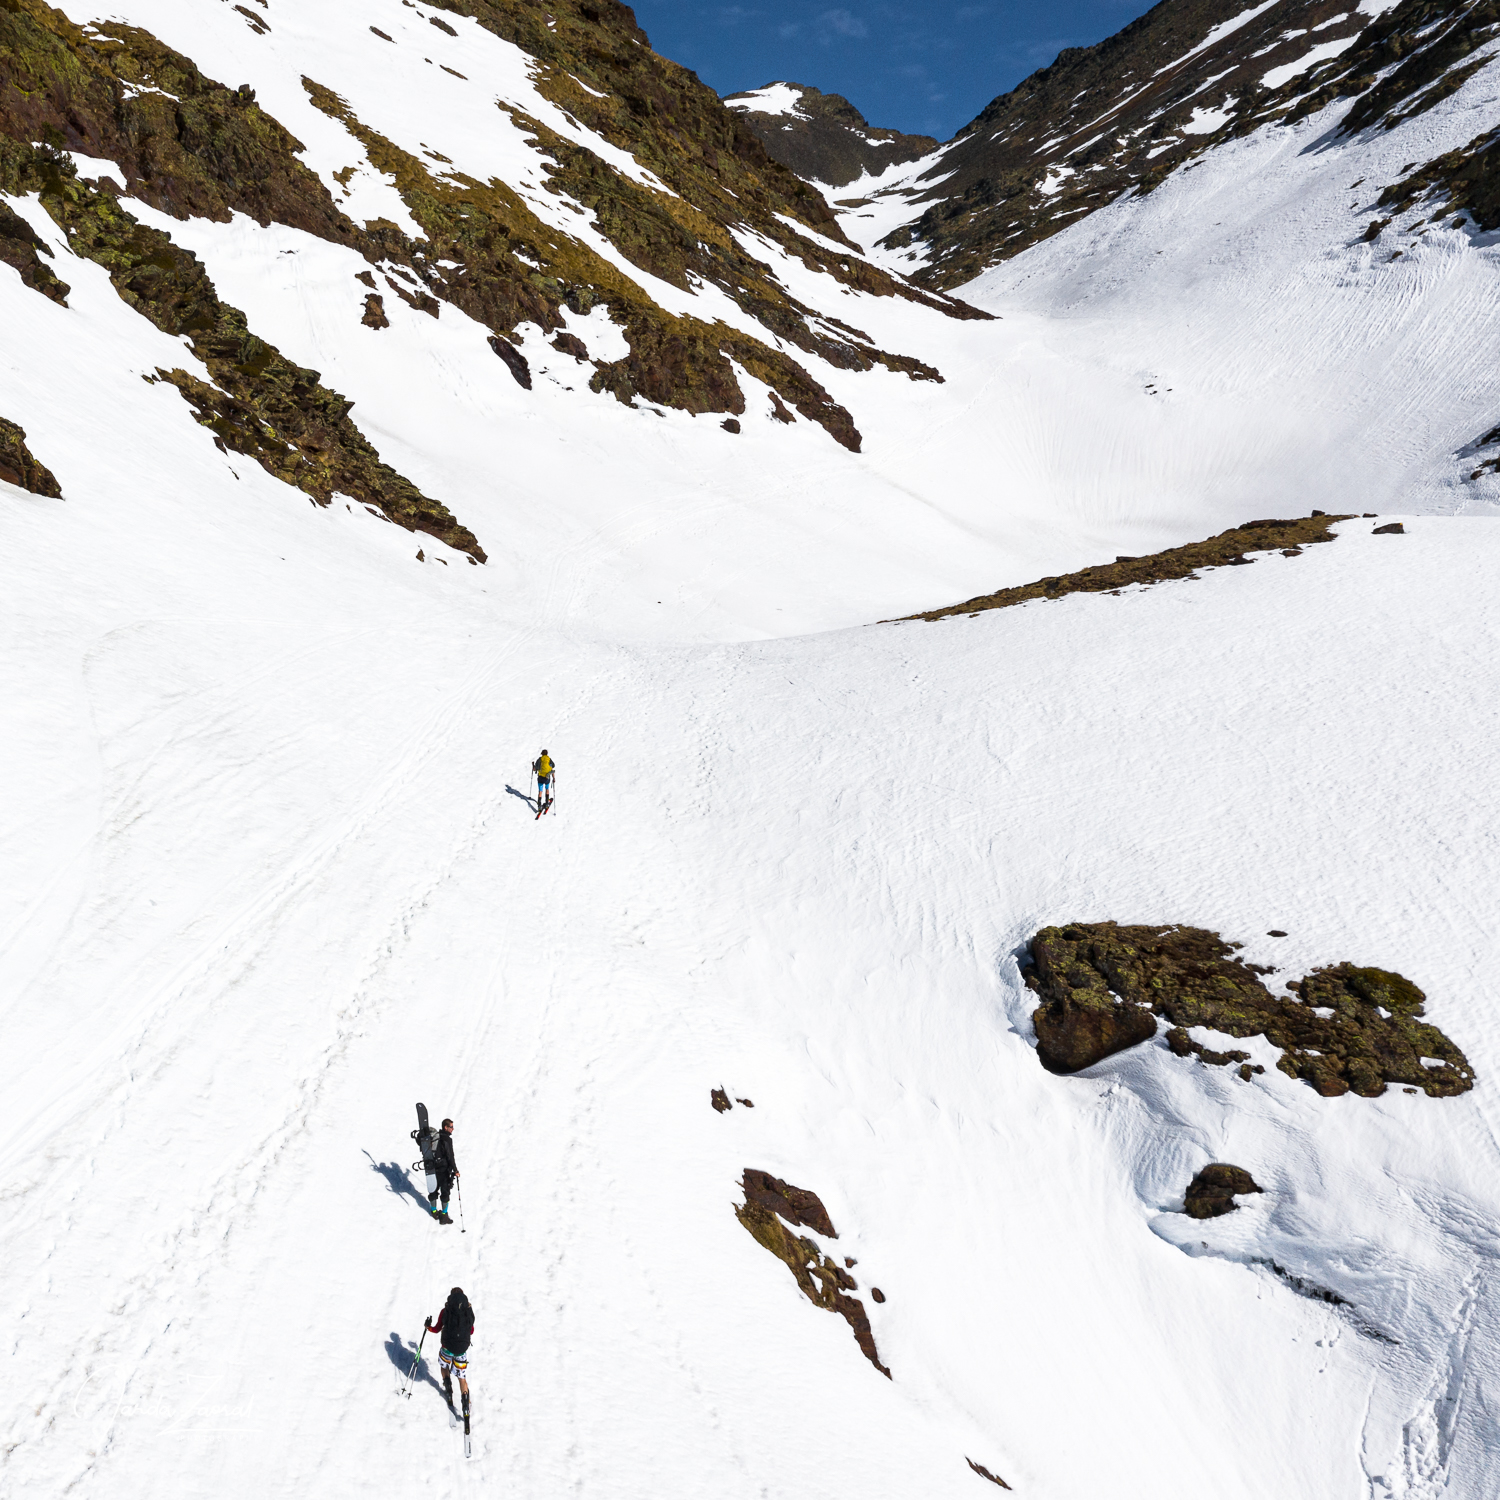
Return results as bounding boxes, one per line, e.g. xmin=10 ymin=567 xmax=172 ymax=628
xmin=532 ymin=750 xmax=555 ymax=814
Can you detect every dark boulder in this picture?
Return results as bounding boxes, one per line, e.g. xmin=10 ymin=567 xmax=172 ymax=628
xmin=1184 ymin=1163 xmax=1263 ymax=1219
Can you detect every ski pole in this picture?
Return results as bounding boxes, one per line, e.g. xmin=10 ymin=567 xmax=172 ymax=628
xmin=456 ymin=1177 xmax=466 ymax=1234
xmin=403 ymin=1324 xmax=428 ymax=1399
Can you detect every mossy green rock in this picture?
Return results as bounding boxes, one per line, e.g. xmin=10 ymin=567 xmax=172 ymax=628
xmin=0 ymin=198 xmax=69 ymax=304
xmin=0 ymin=414 xmax=62 ymax=496
xmin=1025 ymin=922 xmax=1473 ymax=1098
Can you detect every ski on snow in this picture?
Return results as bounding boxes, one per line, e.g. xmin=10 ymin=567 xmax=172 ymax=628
xmin=445 ymin=1387 xmax=474 ymax=1459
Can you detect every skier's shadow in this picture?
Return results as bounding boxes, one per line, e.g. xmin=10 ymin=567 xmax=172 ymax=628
xmin=385 ymin=1331 xmax=445 ymax=1398
xmin=364 ymin=1151 xmax=430 ymax=1216
xmin=505 ymin=783 xmax=537 ymax=811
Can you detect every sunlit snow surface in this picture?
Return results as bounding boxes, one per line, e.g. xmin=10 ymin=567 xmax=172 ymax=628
xmin=4 ymin=2 xmax=1500 ymax=1497
xmin=724 ymin=81 xmax=811 ymax=118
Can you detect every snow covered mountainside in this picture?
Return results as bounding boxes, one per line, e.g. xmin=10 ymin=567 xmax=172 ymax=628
xmin=812 ymin=0 xmax=1500 ymax=289
xmin=4 ymin=1 xmax=1500 ymax=1498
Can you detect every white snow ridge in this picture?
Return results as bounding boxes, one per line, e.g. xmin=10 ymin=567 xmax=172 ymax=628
xmin=4 ymin=0 xmax=1500 ymax=1498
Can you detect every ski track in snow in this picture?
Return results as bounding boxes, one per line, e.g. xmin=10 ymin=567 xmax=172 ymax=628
xmin=6 ymin=500 xmax=1500 ymax=1497
xmin=4 ymin=2 xmax=1500 ymax=1496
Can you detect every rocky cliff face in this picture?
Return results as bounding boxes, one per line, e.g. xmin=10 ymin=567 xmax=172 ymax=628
xmin=861 ymin=0 xmax=1500 ymax=287
xmin=723 ymin=82 xmax=937 ymax=189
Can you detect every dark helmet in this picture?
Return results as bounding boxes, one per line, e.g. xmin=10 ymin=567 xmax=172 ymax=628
xmin=540 ymin=748 xmax=549 ymax=756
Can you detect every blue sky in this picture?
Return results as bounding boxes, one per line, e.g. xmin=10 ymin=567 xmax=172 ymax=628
xmin=628 ymin=0 xmax=1159 ymax=139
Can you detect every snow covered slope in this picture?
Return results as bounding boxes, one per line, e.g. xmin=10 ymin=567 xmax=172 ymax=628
xmin=4 ymin=0 xmax=1500 ymax=1497
xmin=6 ymin=466 xmax=1500 ymax=1500
xmin=844 ymin=0 xmax=1499 ymax=288
xmin=2 ymin=0 xmax=1498 ymax=635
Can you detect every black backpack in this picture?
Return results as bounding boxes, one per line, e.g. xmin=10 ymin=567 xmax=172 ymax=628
xmin=443 ymin=1291 xmax=474 ymax=1354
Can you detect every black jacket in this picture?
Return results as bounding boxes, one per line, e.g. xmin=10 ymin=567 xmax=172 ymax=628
xmin=435 ymin=1129 xmax=457 ymax=1178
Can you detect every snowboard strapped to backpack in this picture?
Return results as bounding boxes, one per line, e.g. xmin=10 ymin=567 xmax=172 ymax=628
xmin=411 ymin=1102 xmax=440 ymax=1197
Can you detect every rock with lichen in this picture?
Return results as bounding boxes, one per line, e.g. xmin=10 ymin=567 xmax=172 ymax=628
xmin=733 ymin=1169 xmax=889 ymax=1377
xmin=0 ymin=416 xmax=63 ymax=497
xmin=1184 ymin=1163 xmax=1263 ymax=1219
xmin=1023 ymin=922 xmax=1473 ymax=1097
xmin=0 ymin=200 xmax=70 ymax=305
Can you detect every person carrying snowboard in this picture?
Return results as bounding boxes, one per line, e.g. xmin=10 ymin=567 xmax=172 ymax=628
xmin=426 ymin=1286 xmax=474 ymax=1427
xmin=428 ymin=1116 xmax=459 ymax=1224
xmin=533 ymin=749 xmax=555 ymax=813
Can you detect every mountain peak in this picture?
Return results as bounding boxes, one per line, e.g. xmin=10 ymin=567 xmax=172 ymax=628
xmin=724 ymin=81 xmax=938 ymax=189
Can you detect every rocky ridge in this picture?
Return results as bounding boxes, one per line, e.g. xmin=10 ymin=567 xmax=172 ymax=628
xmin=723 ymin=82 xmax=938 ymax=190
xmin=0 ymin=0 xmax=983 ymax=552
xmin=856 ymin=0 xmax=1500 ymax=288
xmin=892 ymin=512 xmax=1364 ymax=622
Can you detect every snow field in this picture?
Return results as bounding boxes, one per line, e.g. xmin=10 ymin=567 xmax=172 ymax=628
xmin=5 ymin=464 xmax=1500 ymax=1497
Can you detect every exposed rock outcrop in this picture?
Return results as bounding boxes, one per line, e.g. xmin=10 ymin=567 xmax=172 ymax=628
xmin=0 ymin=3 xmax=353 ymax=234
xmin=1376 ymin=125 xmax=1500 ymax=234
xmin=1023 ymin=922 xmax=1473 ymax=1097
xmin=966 ymin=1458 xmax=1013 ymax=1489
xmin=0 ymin=135 xmax=482 ymax=557
xmin=1462 ymin=421 xmax=1500 ymax=482
xmin=0 ymin=414 xmax=62 ymax=496
xmin=742 ymin=1168 xmax=836 ymax=1237
xmin=0 ymin=198 xmax=68 ymax=303
xmin=0 ymin=0 xmax=979 ymax=465
xmin=1183 ymin=1164 xmax=1262 ymax=1219
xmin=734 ymin=1169 xmax=889 ymax=1377
xmin=895 ymin=513 xmax=1349 ymax=623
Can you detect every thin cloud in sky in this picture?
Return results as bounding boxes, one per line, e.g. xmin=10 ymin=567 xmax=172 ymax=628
xmin=819 ymin=8 xmax=870 ymax=38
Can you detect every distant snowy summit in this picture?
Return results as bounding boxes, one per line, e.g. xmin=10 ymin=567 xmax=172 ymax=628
xmin=723 ymin=82 xmax=937 ymax=190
